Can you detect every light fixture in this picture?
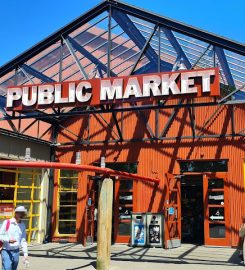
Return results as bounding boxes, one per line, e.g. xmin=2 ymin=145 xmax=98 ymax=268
xmin=88 ymin=65 xmax=100 ymax=79
xmin=100 ymin=156 xmax=105 ymax=168
xmin=75 ymin=152 xmax=81 ymax=165
xmin=172 ymin=57 xmax=180 ymax=71
xmin=25 ymin=148 xmax=31 ymax=162
xmin=178 ymin=58 xmax=186 ymax=70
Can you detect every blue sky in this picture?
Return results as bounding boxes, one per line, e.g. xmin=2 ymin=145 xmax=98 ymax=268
xmin=0 ymin=0 xmax=244 ymax=67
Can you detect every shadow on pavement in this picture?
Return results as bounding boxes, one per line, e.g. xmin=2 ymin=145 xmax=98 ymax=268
xmin=27 ymin=244 xmax=244 ymax=268
xmin=66 ymin=261 xmax=96 ymax=270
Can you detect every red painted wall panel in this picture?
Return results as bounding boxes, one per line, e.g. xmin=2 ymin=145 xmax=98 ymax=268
xmin=54 ymin=100 xmax=245 ymax=246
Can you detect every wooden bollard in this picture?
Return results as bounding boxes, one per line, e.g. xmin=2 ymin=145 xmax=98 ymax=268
xmin=97 ymin=177 xmax=113 ymax=270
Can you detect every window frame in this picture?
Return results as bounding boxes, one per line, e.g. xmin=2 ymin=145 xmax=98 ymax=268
xmin=56 ymin=170 xmax=78 ymax=236
xmin=0 ymin=168 xmax=42 ymax=243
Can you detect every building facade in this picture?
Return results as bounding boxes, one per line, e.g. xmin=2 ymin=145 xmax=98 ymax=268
xmin=52 ymin=100 xmax=245 ymax=247
xmin=0 ymin=0 xmax=244 ymax=248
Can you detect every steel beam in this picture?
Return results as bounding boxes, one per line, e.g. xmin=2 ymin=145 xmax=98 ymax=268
xmin=0 ymin=97 xmax=18 ymax=132
xmin=139 ymin=113 xmax=155 ymax=138
xmin=59 ymin=41 xmax=64 ymax=82
xmin=135 ymin=108 xmax=155 ymax=139
xmin=162 ymin=28 xmax=191 ymax=69
xmin=109 ymin=0 xmax=245 ymax=56
xmin=130 ymin=24 xmax=158 ymax=74
xmin=19 ymin=66 xmax=35 ymax=84
xmin=159 ymin=99 xmax=184 ymax=138
xmin=133 ymin=60 xmax=172 ymax=74
xmin=57 ymin=132 xmax=244 ymax=146
xmin=219 ymin=83 xmax=245 ymax=104
xmin=158 ymin=26 xmax=161 ymax=72
xmin=107 ymin=5 xmax=112 ymax=77
xmin=112 ymin=9 xmax=159 ymax=66
xmin=94 ymin=106 xmax=121 ymax=140
xmin=21 ymin=64 xmax=55 ymax=83
xmin=215 ymin=46 xmax=235 ymax=86
xmin=191 ymin=44 xmax=212 ymax=69
xmin=0 ymin=97 xmax=9 ymax=117
xmin=66 ymin=36 xmax=116 ymax=77
xmin=111 ymin=110 xmax=123 ymax=141
xmin=1 ymin=100 xmax=221 ymax=121
xmin=187 ymin=99 xmax=196 ymax=137
xmin=63 ymin=36 xmax=88 ymax=79
xmin=21 ymin=119 xmax=38 ymax=134
xmin=155 ymin=109 xmax=159 ymax=138
xmin=231 ymin=105 xmax=235 ymax=135
xmin=124 ymin=19 xmax=159 ymax=140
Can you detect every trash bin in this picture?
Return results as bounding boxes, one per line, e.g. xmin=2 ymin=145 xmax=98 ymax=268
xmin=131 ymin=213 xmax=147 ymax=246
xmin=146 ymin=213 xmax=164 ymax=247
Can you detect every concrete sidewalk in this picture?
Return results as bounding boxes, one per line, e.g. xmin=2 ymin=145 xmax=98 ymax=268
xmin=1 ymin=243 xmax=244 ymax=270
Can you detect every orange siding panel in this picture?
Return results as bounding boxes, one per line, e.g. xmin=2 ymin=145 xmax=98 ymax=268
xmin=55 ymin=100 xmax=245 ymax=246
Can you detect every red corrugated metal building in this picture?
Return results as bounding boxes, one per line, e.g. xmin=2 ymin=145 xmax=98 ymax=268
xmin=0 ymin=1 xmax=244 ymax=248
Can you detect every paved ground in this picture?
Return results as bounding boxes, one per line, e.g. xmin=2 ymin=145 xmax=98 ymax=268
xmin=1 ymin=243 xmax=244 ymax=270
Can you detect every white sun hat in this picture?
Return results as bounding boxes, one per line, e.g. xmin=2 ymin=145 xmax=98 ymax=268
xmin=15 ymin=206 xmax=27 ymax=213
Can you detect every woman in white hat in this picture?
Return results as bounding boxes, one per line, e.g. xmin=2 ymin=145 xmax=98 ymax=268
xmin=0 ymin=206 xmax=29 ymax=270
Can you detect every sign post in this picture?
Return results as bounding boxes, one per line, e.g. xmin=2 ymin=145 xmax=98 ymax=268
xmin=96 ymin=177 xmax=113 ymax=270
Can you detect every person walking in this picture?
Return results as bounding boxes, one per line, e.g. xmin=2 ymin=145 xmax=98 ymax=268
xmin=239 ymin=218 xmax=245 ymax=265
xmin=0 ymin=206 xmax=29 ymax=270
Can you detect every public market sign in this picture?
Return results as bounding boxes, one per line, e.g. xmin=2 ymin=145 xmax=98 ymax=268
xmin=6 ymin=68 xmax=219 ymax=111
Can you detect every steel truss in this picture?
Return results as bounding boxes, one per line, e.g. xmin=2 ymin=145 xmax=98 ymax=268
xmin=0 ymin=0 xmax=244 ymax=146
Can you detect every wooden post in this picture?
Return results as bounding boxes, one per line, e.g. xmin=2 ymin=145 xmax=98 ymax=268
xmin=97 ymin=177 xmax=113 ymax=270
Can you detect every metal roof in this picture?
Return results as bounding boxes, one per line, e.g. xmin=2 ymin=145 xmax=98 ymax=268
xmin=0 ymin=0 xmax=244 ymax=116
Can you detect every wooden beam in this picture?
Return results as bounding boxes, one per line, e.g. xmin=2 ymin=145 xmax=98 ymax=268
xmin=97 ymin=177 xmax=113 ymax=270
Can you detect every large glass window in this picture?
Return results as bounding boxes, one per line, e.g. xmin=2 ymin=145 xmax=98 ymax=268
xmin=179 ymin=160 xmax=228 ymax=173
xmin=57 ymin=170 xmax=78 ymax=235
xmin=0 ymin=168 xmax=42 ymax=242
xmin=207 ymin=177 xmax=226 ymax=239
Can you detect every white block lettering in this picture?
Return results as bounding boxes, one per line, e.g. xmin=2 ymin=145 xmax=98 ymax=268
xmin=68 ymin=82 xmax=76 ymax=102
xmin=6 ymin=88 xmax=22 ymax=107
xmin=199 ymin=70 xmax=215 ymax=92
xmin=22 ymin=86 xmax=37 ymax=106
xmin=55 ymin=84 xmax=69 ymax=104
xmin=100 ymin=79 xmax=123 ymax=101
xmin=181 ymin=71 xmax=198 ymax=94
xmin=38 ymin=85 xmax=54 ymax=105
xmin=76 ymin=81 xmax=92 ymax=103
xmin=161 ymin=73 xmax=180 ymax=95
xmin=143 ymin=75 xmax=161 ymax=97
xmin=123 ymin=77 xmax=142 ymax=99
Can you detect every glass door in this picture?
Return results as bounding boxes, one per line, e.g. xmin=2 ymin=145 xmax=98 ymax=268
xmin=57 ymin=170 xmax=78 ymax=235
xmin=203 ymin=173 xmax=230 ymax=246
xmin=114 ymin=178 xmax=134 ymax=243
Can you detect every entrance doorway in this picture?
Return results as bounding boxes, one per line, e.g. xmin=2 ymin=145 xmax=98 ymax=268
xmin=179 ymin=172 xmax=230 ymax=246
xmin=86 ymin=162 xmax=137 ymax=244
xmin=181 ymin=175 xmax=204 ymax=244
xmin=86 ymin=176 xmax=99 ymax=244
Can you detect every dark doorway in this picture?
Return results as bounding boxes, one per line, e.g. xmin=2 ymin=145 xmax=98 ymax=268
xmin=86 ymin=176 xmax=99 ymax=244
xmin=181 ymin=175 xmax=204 ymax=244
xmin=93 ymin=162 xmax=137 ymax=243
